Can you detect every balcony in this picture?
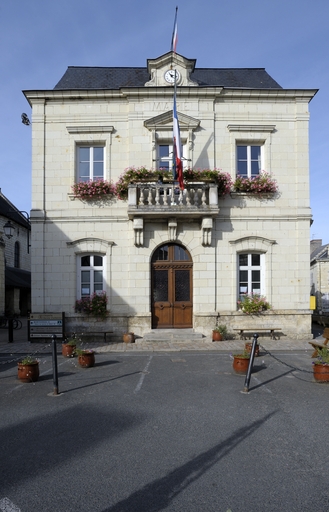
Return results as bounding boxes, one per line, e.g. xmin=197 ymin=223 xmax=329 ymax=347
xmin=127 ymin=182 xmax=219 ymax=220
xmin=127 ymin=182 xmax=219 ymax=247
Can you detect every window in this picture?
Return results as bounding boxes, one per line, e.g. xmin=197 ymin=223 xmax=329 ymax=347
xmin=77 ymin=146 xmax=104 ymax=182
xmin=237 ymin=145 xmax=262 ymax=178
xmin=78 ymin=255 xmax=104 ymax=298
xmin=14 ymin=242 xmax=20 ymax=268
xmin=157 ymin=144 xmax=185 ymax=171
xmin=238 ymin=253 xmax=264 ymax=298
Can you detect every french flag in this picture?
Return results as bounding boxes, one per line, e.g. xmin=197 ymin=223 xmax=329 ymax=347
xmin=173 ymin=91 xmax=184 ymax=190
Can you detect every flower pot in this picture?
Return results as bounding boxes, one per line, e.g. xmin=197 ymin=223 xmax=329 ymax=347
xmin=78 ymin=352 xmax=95 ymax=368
xmin=17 ymin=361 xmax=39 ymax=382
xmin=123 ymin=332 xmax=135 ymax=343
xmin=245 ymin=342 xmax=260 ymax=357
xmin=232 ymin=356 xmax=250 ymax=375
xmin=62 ymin=343 xmax=76 ymax=358
xmin=212 ymin=330 xmax=223 ymax=342
xmin=313 ymin=363 xmax=329 ymax=382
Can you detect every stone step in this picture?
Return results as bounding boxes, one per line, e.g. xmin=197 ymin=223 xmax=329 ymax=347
xmin=141 ymin=329 xmax=205 ymax=342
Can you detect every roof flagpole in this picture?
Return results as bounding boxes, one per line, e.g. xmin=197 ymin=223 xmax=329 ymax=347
xmin=170 ymin=7 xmax=184 ymax=190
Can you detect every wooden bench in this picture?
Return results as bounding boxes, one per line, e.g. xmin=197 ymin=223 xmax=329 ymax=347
xmin=233 ymin=328 xmax=281 ymax=340
xmin=309 ymin=328 xmax=329 ymax=357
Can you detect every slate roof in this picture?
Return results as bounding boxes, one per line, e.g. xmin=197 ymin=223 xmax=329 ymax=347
xmin=54 ymin=66 xmax=282 ymax=90
xmin=0 ymin=190 xmax=30 ymax=230
xmin=311 ymin=245 xmax=329 ymax=262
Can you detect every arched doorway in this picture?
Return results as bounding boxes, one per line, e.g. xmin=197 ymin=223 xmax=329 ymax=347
xmin=151 ymin=243 xmax=193 ymax=329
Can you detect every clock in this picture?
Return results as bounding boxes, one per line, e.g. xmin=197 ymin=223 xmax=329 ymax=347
xmin=164 ymin=69 xmax=181 ymax=84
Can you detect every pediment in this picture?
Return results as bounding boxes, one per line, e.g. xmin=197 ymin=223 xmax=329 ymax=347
xmin=144 ymin=110 xmax=200 ymax=131
xmin=145 ymin=51 xmax=198 ymax=87
xmin=147 ymin=52 xmax=196 ymax=74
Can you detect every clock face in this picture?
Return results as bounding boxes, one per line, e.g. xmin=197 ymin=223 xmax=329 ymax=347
xmin=164 ymin=69 xmax=181 ymax=84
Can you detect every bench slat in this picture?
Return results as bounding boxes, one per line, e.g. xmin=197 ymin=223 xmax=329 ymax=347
xmin=233 ymin=328 xmax=281 ymax=340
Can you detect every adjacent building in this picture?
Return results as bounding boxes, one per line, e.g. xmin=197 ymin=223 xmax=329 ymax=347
xmin=23 ymin=51 xmax=317 ymax=339
xmin=0 ymin=190 xmax=31 ymax=316
xmin=311 ymin=239 xmax=329 ymax=315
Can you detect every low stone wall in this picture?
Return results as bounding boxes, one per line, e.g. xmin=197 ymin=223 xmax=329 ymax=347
xmin=194 ymin=310 xmax=313 ymax=340
xmin=65 ymin=310 xmax=313 ymax=341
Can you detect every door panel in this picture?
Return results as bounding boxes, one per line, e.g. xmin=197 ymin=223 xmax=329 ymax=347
xmin=151 ymin=244 xmax=193 ymax=329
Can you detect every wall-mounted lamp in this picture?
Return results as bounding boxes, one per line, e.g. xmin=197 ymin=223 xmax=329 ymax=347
xmin=3 ymin=220 xmax=15 ymax=239
xmin=4 ymin=211 xmax=31 ymax=252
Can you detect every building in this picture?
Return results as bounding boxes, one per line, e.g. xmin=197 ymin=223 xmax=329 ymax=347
xmin=0 ymin=190 xmax=31 ymax=316
xmin=23 ymin=51 xmax=317 ymax=340
xmin=311 ymin=239 xmax=329 ymax=315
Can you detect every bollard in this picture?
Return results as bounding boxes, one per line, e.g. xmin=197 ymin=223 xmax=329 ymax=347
xmin=51 ymin=335 xmax=59 ymax=395
xmin=243 ymin=333 xmax=259 ymax=393
xmin=8 ymin=318 xmax=14 ymax=343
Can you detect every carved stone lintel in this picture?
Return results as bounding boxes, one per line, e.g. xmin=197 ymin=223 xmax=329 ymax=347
xmin=168 ymin=218 xmax=177 ymax=241
xmin=133 ymin=218 xmax=144 ymax=246
xmin=202 ymin=217 xmax=213 ymax=247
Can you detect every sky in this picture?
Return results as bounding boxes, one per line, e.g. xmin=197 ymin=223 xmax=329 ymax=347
xmin=1 ymin=0 xmax=328 ymax=242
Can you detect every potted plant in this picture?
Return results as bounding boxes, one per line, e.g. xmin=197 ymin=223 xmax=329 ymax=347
xmin=17 ymin=356 xmax=40 ymax=382
xmin=245 ymin=341 xmax=260 ymax=357
xmin=232 ymin=171 xmax=278 ymax=194
xmin=123 ymin=332 xmax=135 ymax=343
xmin=75 ymin=291 xmax=108 ymax=319
xmin=62 ymin=337 xmax=77 ymax=358
xmin=313 ymin=347 xmax=329 ymax=382
xmin=183 ymin=168 xmax=233 ymax=196
xmin=71 ymin=179 xmax=115 ymax=200
xmin=237 ymin=293 xmax=271 ymax=315
xmin=212 ymin=325 xmax=228 ymax=341
xmin=232 ymin=351 xmax=251 ymax=374
xmin=76 ymin=348 xmax=95 ymax=368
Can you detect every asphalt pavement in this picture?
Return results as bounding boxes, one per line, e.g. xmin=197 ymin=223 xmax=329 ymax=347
xmin=1 ymin=319 xmax=329 ymax=511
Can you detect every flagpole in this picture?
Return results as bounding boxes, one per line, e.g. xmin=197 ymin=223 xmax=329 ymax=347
xmin=171 ymin=6 xmax=184 ymax=190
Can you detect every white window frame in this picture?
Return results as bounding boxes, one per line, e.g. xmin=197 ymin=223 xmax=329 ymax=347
xmin=238 ymin=253 xmax=265 ymax=299
xmin=236 ymin=144 xmax=264 ymax=178
xmin=77 ymin=145 xmax=105 ymax=182
xmin=77 ymin=254 xmax=106 ymax=299
xmin=157 ymin=143 xmax=186 ymax=172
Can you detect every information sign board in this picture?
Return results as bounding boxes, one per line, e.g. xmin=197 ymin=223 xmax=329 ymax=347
xmin=28 ymin=313 xmax=65 ymax=340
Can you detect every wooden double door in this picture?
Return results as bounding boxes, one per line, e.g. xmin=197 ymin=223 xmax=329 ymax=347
xmin=151 ymin=244 xmax=193 ymax=329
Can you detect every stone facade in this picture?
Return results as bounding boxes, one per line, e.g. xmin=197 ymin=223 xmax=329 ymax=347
xmin=24 ymin=52 xmax=317 ymax=340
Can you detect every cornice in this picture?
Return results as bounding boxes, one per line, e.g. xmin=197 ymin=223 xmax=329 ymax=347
xmin=23 ymin=87 xmax=318 ymax=106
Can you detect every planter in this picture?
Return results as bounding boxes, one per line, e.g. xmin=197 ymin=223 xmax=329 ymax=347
xmin=245 ymin=342 xmax=260 ymax=357
xmin=212 ymin=330 xmax=223 ymax=342
xmin=62 ymin=343 xmax=76 ymax=358
xmin=78 ymin=351 xmax=95 ymax=368
xmin=17 ymin=361 xmax=39 ymax=382
xmin=232 ymin=356 xmax=250 ymax=375
xmin=313 ymin=363 xmax=329 ymax=382
xmin=123 ymin=332 xmax=135 ymax=343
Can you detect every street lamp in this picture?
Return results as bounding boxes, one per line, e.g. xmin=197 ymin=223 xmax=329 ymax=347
xmin=3 ymin=220 xmax=15 ymax=239
xmin=3 ymin=211 xmax=31 ymax=252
